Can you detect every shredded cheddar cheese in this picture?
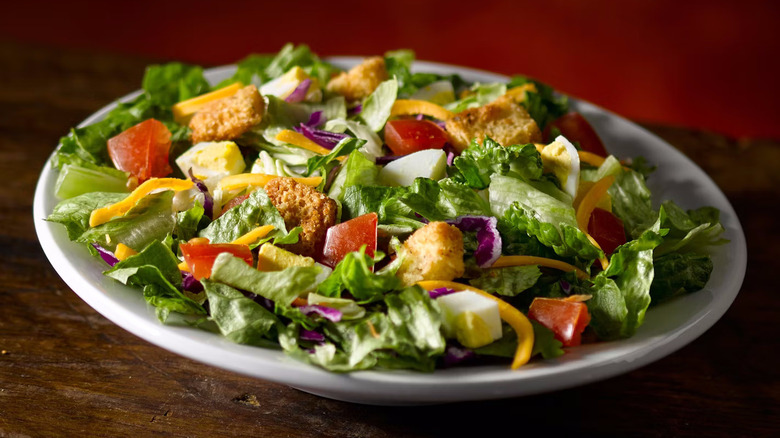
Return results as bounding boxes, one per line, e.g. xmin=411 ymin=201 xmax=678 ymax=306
xmin=576 ymin=175 xmax=615 ymax=232
xmin=172 ymin=82 xmax=243 ymax=124
xmin=218 ymin=173 xmax=322 ymax=192
xmin=89 ymin=178 xmax=194 ymax=227
xmin=390 ymin=99 xmax=454 ymax=120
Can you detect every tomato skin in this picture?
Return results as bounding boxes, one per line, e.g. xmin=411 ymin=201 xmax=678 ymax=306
xmin=588 ymin=208 xmax=626 ymax=256
xmin=384 ymin=119 xmax=448 ymax=155
xmin=107 ymin=119 xmax=172 ymax=182
xmin=529 ymin=298 xmax=591 ymax=347
xmin=220 ymin=194 xmax=251 ymax=217
xmin=547 ymin=112 xmax=608 ymax=157
xmin=180 ymin=241 xmax=253 ymax=280
xmin=320 ymin=213 xmax=378 ymax=267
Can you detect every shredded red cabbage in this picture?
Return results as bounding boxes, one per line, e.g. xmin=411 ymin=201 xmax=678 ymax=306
xmin=91 ymin=243 xmax=119 ymax=267
xmin=300 ymin=329 xmax=326 ymax=343
xmin=428 ymin=287 xmax=458 ymax=299
xmin=305 ymin=110 xmax=324 ymax=128
xmin=188 ymin=169 xmax=214 ymax=219
xmin=414 ymin=114 xmax=424 ymax=121
xmin=446 ymin=215 xmax=503 ymax=268
xmin=348 ymin=103 xmax=362 ymax=116
xmin=285 ymin=78 xmax=311 ymax=103
xmin=294 ymin=124 xmax=349 ymax=150
xmin=375 ymin=155 xmax=403 ymax=165
xmin=299 ymin=305 xmax=342 ymax=322
xmin=442 ymin=345 xmax=476 ymax=367
xmin=560 ymin=279 xmax=572 ymax=295
xmin=246 ymin=293 xmax=275 ymax=311
xmin=443 ymin=143 xmax=458 ymax=166
xmin=181 ymin=271 xmax=203 ymax=293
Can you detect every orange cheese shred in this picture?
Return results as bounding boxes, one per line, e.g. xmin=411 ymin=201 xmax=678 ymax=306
xmin=576 ymin=175 xmax=615 ymax=232
xmin=492 ymin=255 xmax=589 ymax=280
xmin=218 ymin=173 xmax=322 ymax=192
xmin=390 ymin=99 xmax=455 ymax=120
xmin=89 ymin=178 xmax=194 ymax=227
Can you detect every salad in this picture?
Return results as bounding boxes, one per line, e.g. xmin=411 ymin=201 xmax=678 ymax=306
xmin=46 ymin=44 xmax=727 ymax=372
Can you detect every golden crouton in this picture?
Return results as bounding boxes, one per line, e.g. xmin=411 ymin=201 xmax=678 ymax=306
xmin=189 ymin=85 xmax=265 ymax=144
xmin=326 ymin=56 xmax=388 ymax=101
xmin=265 ymin=177 xmax=337 ymax=258
xmin=396 ymin=222 xmax=465 ymax=286
xmin=445 ymin=96 xmax=542 ymax=151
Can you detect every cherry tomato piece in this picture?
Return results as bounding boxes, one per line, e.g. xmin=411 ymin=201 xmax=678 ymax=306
xmin=588 ymin=208 xmax=627 ymax=256
xmin=180 ymin=241 xmax=253 ymax=280
xmin=107 ymin=118 xmax=173 ymax=182
xmin=547 ymin=112 xmax=608 ymax=157
xmin=384 ymin=119 xmax=448 ymax=156
xmin=529 ymin=298 xmax=591 ymax=347
xmin=220 ymin=194 xmax=251 ymax=217
xmin=320 ymin=213 xmax=378 ymax=267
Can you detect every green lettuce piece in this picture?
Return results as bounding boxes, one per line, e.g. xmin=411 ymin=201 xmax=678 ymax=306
xmin=47 ymin=192 xmax=127 ymax=240
xmin=588 ymin=223 xmax=664 ymax=340
xmin=316 ymin=247 xmax=402 ymax=302
xmin=328 ymin=150 xmax=380 ymax=201
xmin=225 ymin=43 xmax=320 ymax=86
xmin=473 ymin=321 xmax=564 ymax=360
xmin=297 ymin=287 xmax=445 ymax=372
xmin=304 ymin=137 xmax=365 ymax=176
xmin=445 ymin=82 xmax=507 ymax=113
xmin=650 ymin=253 xmax=714 ymax=303
xmin=450 ymin=137 xmax=543 ymax=189
xmin=491 ymin=174 xmax=601 ymax=260
xmin=384 ymin=49 xmax=466 ymax=98
xmin=199 ymin=189 xmax=287 ymax=243
xmin=174 ymin=202 xmax=206 ymax=242
xmin=105 ymin=240 xmax=205 ymax=321
xmin=399 ymin=178 xmax=491 ymax=221
xmin=323 ymin=118 xmax=384 ymax=159
xmin=202 ymin=281 xmax=281 ymax=346
xmin=142 ymin=62 xmax=210 ymax=106
xmin=209 ymin=253 xmax=320 ymax=306
xmin=340 ymin=185 xmax=422 ymax=233
xmin=655 ymin=201 xmax=727 ymax=256
xmin=469 ymin=265 xmax=542 ymax=297
xmin=507 ymin=75 xmax=568 ymax=130
xmin=255 ymin=95 xmax=311 ymax=147
xmin=360 ymin=78 xmax=398 ymax=132
xmin=608 ymin=168 xmax=659 ymax=239
xmin=77 ymin=191 xmax=176 ymax=252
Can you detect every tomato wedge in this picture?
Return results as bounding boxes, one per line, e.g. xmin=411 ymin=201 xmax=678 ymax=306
xmin=180 ymin=241 xmax=253 ymax=280
xmin=384 ymin=119 xmax=448 ymax=156
xmin=588 ymin=207 xmax=627 ymax=256
xmin=107 ymin=118 xmax=173 ymax=182
xmin=219 ymin=194 xmax=251 ymax=217
xmin=320 ymin=213 xmax=378 ymax=267
xmin=528 ymin=297 xmax=591 ymax=347
xmin=547 ymin=112 xmax=608 ymax=157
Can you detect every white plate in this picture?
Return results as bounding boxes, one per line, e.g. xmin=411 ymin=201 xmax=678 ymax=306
xmin=34 ymin=58 xmax=747 ymax=405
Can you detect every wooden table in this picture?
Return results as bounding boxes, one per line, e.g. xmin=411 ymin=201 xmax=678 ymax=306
xmin=1 ymin=41 xmax=777 ymax=437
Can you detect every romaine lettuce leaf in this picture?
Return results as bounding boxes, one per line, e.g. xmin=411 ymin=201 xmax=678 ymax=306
xmin=77 ymin=191 xmax=176 ymax=252
xmin=399 ymin=178 xmax=491 ymax=221
xmin=655 ymin=201 xmax=727 ymax=256
xmin=316 ymin=247 xmax=402 ymax=302
xmin=507 ymin=75 xmax=568 ymax=130
xmin=469 ymin=265 xmax=542 ymax=297
xmin=450 ymin=137 xmax=543 ymax=189
xmin=199 ymin=189 xmax=287 ymax=243
xmin=202 ymin=280 xmax=281 ymax=346
xmin=360 ymin=78 xmax=398 ymax=132
xmin=47 ymin=191 xmax=127 ymax=240
xmin=142 ymin=62 xmax=210 ymax=106
xmin=209 ymin=253 xmax=321 ymax=306
xmin=650 ymin=252 xmax=714 ymax=303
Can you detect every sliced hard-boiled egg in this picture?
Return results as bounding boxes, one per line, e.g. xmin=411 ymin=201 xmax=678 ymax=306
xmin=175 ymin=141 xmax=246 ymax=184
xmin=259 ymin=66 xmax=321 ymax=102
xmin=436 ymin=291 xmax=503 ymax=349
xmin=540 ymin=135 xmax=580 ymax=198
xmin=378 ymin=149 xmax=447 ymax=187
xmin=409 ymin=80 xmax=456 ymax=105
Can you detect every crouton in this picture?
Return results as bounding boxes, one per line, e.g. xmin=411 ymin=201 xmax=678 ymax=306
xmin=326 ymin=56 xmax=388 ymax=101
xmin=189 ymin=85 xmax=265 ymax=144
xmin=445 ymin=95 xmax=542 ymax=151
xmin=264 ymin=177 xmax=337 ymax=258
xmin=396 ymin=222 xmax=465 ymax=286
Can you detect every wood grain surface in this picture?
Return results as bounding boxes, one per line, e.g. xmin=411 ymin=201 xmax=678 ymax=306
xmin=0 ymin=41 xmax=777 ymax=437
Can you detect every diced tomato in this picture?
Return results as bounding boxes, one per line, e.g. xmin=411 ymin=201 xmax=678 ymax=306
xmin=220 ymin=194 xmax=251 ymax=217
xmin=384 ymin=119 xmax=448 ymax=156
xmin=529 ymin=298 xmax=591 ymax=347
xmin=180 ymin=241 xmax=253 ymax=280
xmin=320 ymin=213 xmax=378 ymax=267
xmin=546 ymin=112 xmax=608 ymax=157
xmin=107 ymin=119 xmax=172 ymax=182
xmin=588 ymin=208 xmax=627 ymax=256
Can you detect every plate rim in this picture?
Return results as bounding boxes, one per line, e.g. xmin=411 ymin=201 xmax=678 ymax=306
xmin=33 ymin=57 xmax=747 ymax=405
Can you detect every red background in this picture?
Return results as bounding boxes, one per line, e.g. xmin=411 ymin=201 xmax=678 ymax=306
xmin=3 ymin=0 xmax=778 ymax=139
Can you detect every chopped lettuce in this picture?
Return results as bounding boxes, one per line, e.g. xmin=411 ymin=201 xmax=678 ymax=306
xmin=359 ymin=78 xmax=398 ymax=132
xmin=469 ymin=265 xmax=542 ymax=297
xmin=199 ymin=189 xmax=287 ymax=243
xmin=399 ymin=178 xmax=491 ymax=221
xmin=202 ymin=280 xmax=281 ymax=346
xmin=450 ymin=137 xmax=543 ymax=189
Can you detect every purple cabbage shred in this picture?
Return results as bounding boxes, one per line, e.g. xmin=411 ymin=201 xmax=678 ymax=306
xmin=285 ymin=79 xmax=311 ymax=103
xmin=300 ymin=329 xmax=326 ymax=343
xmin=181 ymin=271 xmax=204 ymax=293
xmin=91 ymin=243 xmax=119 ymax=267
xmin=375 ymin=155 xmax=403 ymax=165
xmin=445 ymin=215 xmax=503 ymax=268
xmin=299 ymin=305 xmax=342 ymax=322
xmin=428 ymin=287 xmax=458 ymax=299
xmin=442 ymin=345 xmax=476 ymax=367
xmin=294 ymin=124 xmax=349 ymax=150
xmin=188 ymin=169 xmax=214 ymax=219
xmin=305 ymin=110 xmax=324 ymax=128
